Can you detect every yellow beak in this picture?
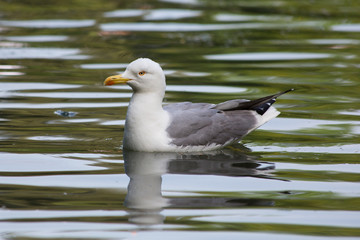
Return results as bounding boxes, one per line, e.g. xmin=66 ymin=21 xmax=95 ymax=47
xmin=104 ymin=74 xmax=131 ymax=86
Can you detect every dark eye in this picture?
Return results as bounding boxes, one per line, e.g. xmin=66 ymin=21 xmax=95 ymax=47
xmin=138 ymin=71 xmax=146 ymax=76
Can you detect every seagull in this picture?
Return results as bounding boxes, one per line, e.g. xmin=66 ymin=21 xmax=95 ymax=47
xmin=104 ymin=58 xmax=293 ymax=152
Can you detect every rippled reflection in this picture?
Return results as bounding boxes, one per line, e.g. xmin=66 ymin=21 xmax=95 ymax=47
xmin=124 ymin=150 xmax=277 ymax=226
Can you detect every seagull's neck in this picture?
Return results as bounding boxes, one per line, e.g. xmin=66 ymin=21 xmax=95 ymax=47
xmin=129 ymin=90 xmax=165 ymax=114
xmin=123 ymin=90 xmax=171 ymax=151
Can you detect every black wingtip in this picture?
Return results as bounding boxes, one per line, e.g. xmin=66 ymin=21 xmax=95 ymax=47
xmin=283 ymin=88 xmax=295 ymax=94
xmin=253 ymin=88 xmax=294 ymax=115
xmin=213 ymin=88 xmax=295 ymax=114
xmin=274 ymin=88 xmax=295 ymax=97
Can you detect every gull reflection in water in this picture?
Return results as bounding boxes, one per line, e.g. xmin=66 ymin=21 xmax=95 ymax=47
xmin=123 ymin=149 xmax=279 ymax=226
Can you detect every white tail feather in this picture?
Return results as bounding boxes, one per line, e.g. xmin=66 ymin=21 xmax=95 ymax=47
xmin=255 ymin=106 xmax=280 ymax=128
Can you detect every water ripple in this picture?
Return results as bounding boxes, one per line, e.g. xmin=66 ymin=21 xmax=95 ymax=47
xmin=0 ymin=102 xmax=126 ymax=109
xmin=0 ymin=35 xmax=69 ymax=42
xmin=205 ymin=52 xmax=333 ymax=61
xmin=331 ymin=23 xmax=360 ymax=32
xmin=100 ymin=22 xmax=263 ymax=32
xmin=79 ymin=63 xmax=128 ymax=69
xmin=0 ymin=19 xmax=95 ymax=28
xmin=248 ymin=144 xmax=360 ymax=154
xmin=214 ymin=13 xmax=292 ymax=22
xmin=193 ymin=209 xmax=360 ymax=228
xmin=1 ymin=153 xmax=105 ymax=172
xmin=0 ymin=82 xmax=81 ymax=91
xmin=0 ymin=48 xmax=90 ymax=60
xmin=104 ymin=9 xmax=201 ymax=21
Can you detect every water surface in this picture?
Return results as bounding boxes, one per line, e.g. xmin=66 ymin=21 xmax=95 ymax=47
xmin=0 ymin=0 xmax=359 ymax=239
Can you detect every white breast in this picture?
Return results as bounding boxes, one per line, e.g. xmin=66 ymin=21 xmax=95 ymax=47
xmin=123 ymin=92 xmax=173 ymax=152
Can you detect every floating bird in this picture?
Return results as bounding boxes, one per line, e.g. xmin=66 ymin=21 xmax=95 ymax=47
xmin=104 ymin=58 xmax=293 ymax=152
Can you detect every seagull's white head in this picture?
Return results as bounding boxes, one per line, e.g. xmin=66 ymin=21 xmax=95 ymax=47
xmin=104 ymin=58 xmax=166 ymax=93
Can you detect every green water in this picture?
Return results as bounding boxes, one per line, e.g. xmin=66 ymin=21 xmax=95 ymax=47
xmin=0 ymin=0 xmax=359 ymax=239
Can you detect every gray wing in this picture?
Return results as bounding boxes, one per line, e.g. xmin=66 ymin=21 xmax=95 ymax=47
xmin=164 ymin=102 xmax=258 ymax=146
xmin=164 ymin=89 xmax=293 ymax=147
